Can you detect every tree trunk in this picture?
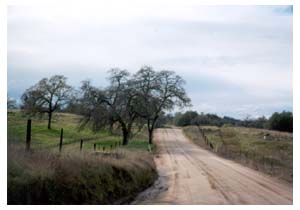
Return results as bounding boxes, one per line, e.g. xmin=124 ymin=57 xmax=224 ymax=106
xmin=147 ymin=119 xmax=151 ymax=144
xmin=48 ymin=112 xmax=52 ymax=129
xmin=122 ymin=127 xmax=129 ymax=145
xmin=148 ymin=118 xmax=158 ymax=144
xmin=108 ymin=121 xmax=114 ymax=134
xmin=148 ymin=128 xmax=153 ymax=144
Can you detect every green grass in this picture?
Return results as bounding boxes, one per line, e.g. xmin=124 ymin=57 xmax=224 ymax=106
xmin=183 ymin=125 xmax=293 ymax=182
xmin=7 ymin=110 xmax=153 ymax=152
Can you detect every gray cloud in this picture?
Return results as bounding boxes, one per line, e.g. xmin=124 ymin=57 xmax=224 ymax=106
xmin=7 ymin=5 xmax=292 ymax=118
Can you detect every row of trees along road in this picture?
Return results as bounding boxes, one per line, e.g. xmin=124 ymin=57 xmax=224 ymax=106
xmin=21 ymin=66 xmax=191 ymax=145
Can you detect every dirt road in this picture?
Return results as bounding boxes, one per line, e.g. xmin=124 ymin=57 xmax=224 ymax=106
xmin=133 ymin=128 xmax=292 ymax=205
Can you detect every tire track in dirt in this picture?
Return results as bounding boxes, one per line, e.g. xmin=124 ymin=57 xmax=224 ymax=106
xmin=171 ymin=129 xmax=291 ymax=204
xmin=133 ymin=128 xmax=292 ymax=205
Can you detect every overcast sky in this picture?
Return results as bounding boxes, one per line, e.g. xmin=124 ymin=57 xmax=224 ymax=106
xmin=7 ymin=4 xmax=293 ymax=119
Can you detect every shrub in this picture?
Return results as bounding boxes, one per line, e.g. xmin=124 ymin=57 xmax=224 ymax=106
xmin=175 ymin=111 xmax=198 ymax=126
xmin=265 ymin=111 xmax=293 ymax=132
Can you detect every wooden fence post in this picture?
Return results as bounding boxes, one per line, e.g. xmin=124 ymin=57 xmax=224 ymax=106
xmin=80 ymin=139 xmax=83 ymax=152
xmin=270 ymin=158 xmax=274 ymax=173
xmin=209 ymin=142 xmax=214 ymax=150
xmin=26 ymin=119 xmax=31 ymax=151
xmin=148 ymin=144 xmax=152 ymax=153
xmin=59 ymin=128 xmax=63 ymax=152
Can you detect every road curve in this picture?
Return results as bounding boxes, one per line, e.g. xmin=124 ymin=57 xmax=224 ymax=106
xmin=133 ymin=128 xmax=292 ymax=205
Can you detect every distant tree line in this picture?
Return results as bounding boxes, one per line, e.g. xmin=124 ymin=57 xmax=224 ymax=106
xmin=20 ymin=66 xmax=191 ymax=145
xmin=264 ymin=111 xmax=293 ymax=132
xmin=170 ymin=110 xmax=292 ymax=132
xmin=7 ymin=96 xmax=17 ymax=109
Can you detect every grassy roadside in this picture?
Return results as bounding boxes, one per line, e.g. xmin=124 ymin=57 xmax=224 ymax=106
xmin=183 ymin=125 xmax=292 ymax=182
xmin=8 ymin=146 xmax=157 ymax=204
xmin=7 ymin=110 xmax=155 ymax=152
xmin=7 ymin=110 xmax=157 ymax=204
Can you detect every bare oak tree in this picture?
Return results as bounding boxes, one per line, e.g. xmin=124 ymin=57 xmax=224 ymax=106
xmin=78 ymin=80 xmax=114 ymax=132
xmin=79 ymin=67 xmax=191 ymax=145
xmin=134 ymin=66 xmax=191 ymax=144
xmin=21 ymin=75 xmax=72 ymax=129
xmin=105 ymin=69 xmax=139 ymax=145
xmin=79 ymin=69 xmax=139 ymax=145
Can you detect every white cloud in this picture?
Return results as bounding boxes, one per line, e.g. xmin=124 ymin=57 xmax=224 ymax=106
xmin=7 ymin=5 xmax=292 ymax=118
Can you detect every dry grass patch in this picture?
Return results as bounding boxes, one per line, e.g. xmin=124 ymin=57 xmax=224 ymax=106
xmin=8 ymin=145 xmax=157 ymax=204
xmin=183 ymin=125 xmax=292 ymax=182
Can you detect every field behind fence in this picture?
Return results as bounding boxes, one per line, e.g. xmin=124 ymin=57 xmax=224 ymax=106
xmin=183 ymin=125 xmax=293 ymax=182
xmin=8 ymin=110 xmax=154 ymax=153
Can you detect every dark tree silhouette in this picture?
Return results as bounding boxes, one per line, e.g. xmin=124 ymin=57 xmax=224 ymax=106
xmin=21 ymin=75 xmax=72 ymax=129
xmin=133 ymin=66 xmax=191 ymax=144
xmin=79 ymin=69 xmax=139 ymax=145
xmin=266 ymin=111 xmax=293 ymax=132
xmin=79 ymin=67 xmax=191 ymax=145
